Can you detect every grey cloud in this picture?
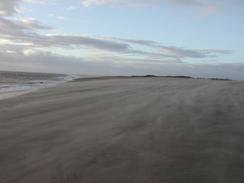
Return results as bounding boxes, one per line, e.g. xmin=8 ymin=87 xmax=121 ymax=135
xmin=118 ymin=38 xmax=231 ymax=58
xmin=0 ymin=17 xmax=131 ymax=53
xmin=0 ymin=17 xmax=27 ymax=37
xmin=0 ymin=0 xmax=227 ymax=59
xmin=0 ymin=0 xmax=19 ymax=15
xmin=47 ymin=35 xmax=131 ymax=52
xmin=38 ymin=35 xmax=231 ymax=59
xmin=0 ymin=16 xmax=232 ymax=61
xmin=0 ymin=48 xmax=243 ymax=80
xmin=0 ymin=0 xmax=203 ymax=17
xmin=0 ymin=48 xmax=126 ymax=75
xmin=0 ymin=7 xmax=232 ymax=73
xmin=0 ymin=17 xmax=50 ymax=40
xmin=19 ymin=18 xmax=52 ymax=30
xmin=0 ymin=17 xmax=231 ymax=61
xmin=0 ymin=0 xmax=50 ymax=16
xmin=168 ymin=0 xmax=202 ymax=6
xmin=81 ymin=0 xmax=203 ymax=6
xmin=0 ymin=44 xmax=30 ymax=54
xmin=157 ymin=46 xmax=231 ymax=58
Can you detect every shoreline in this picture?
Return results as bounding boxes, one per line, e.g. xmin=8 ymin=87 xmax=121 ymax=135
xmin=0 ymin=74 xmax=79 ymax=100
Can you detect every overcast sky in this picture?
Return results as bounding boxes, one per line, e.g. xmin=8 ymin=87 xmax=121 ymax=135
xmin=0 ymin=0 xmax=243 ymax=79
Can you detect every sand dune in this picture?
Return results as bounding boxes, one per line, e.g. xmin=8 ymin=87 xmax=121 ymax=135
xmin=0 ymin=77 xmax=244 ymax=183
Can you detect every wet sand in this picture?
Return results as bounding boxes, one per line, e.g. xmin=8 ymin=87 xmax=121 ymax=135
xmin=0 ymin=77 xmax=244 ymax=183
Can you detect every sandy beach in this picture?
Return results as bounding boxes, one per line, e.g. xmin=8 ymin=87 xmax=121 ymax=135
xmin=0 ymin=77 xmax=244 ymax=183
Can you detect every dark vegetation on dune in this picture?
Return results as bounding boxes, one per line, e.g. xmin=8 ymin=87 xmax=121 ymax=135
xmin=131 ymin=75 xmax=232 ymax=81
xmin=73 ymin=75 xmax=232 ymax=82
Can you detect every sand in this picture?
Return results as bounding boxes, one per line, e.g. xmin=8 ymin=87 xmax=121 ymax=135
xmin=0 ymin=77 xmax=244 ymax=183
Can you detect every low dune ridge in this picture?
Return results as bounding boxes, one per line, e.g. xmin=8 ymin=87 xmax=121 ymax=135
xmin=0 ymin=77 xmax=244 ymax=183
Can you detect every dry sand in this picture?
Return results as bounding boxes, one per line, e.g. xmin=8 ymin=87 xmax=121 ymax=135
xmin=0 ymin=77 xmax=244 ymax=183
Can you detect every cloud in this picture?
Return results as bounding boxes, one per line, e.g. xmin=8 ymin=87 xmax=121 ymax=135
xmin=80 ymin=0 xmax=203 ymax=7
xmin=18 ymin=17 xmax=52 ymax=30
xmin=0 ymin=0 xmax=48 ymax=16
xmin=0 ymin=17 xmax=51 ymax=40
xmin=119 ymin=38 xmax=231 ymax=58
xmin=0 ymin=17 xmax=133 ymax=54
xmin=0 ymin=0 xmax=201 ymax=11
xmin=80 ymin=0 xmax=223 ymax=18
xmin=0 ymin=16 xmax=231 ymax=64
xmin=155 ymin=46 xmax=231 ymax=58
xmin=169 ymin=0 xmax=202 ymax=6
xmin=48 ymin=13 xmax=66 ymax=20
xmin=0 ymin=0 xmax=19 ymax=16
xmin=0 ymin=0 xmax=222 ymax=19
xmin=1 ymin=46 xmax=243 ymax=80
xmin=0 ymin=46 xmax=127 ymax=75
xmin=202 ymin=5 xmax=222 ymax=17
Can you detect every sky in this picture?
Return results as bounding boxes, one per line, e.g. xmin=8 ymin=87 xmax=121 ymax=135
xmin=0 ymin=0 xmax=244 ymax=79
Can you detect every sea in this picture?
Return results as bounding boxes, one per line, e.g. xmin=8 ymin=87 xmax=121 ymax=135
xmin=0 ymin=71 xmax=78 ymax=100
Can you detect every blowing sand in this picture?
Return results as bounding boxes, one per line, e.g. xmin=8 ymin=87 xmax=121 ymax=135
xmin=0 ymin=77 xmax=244 ymax=183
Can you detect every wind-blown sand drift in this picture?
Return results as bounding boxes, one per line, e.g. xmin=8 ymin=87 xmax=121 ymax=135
xmin=0 ymin=77 xmax=244 ymax=183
